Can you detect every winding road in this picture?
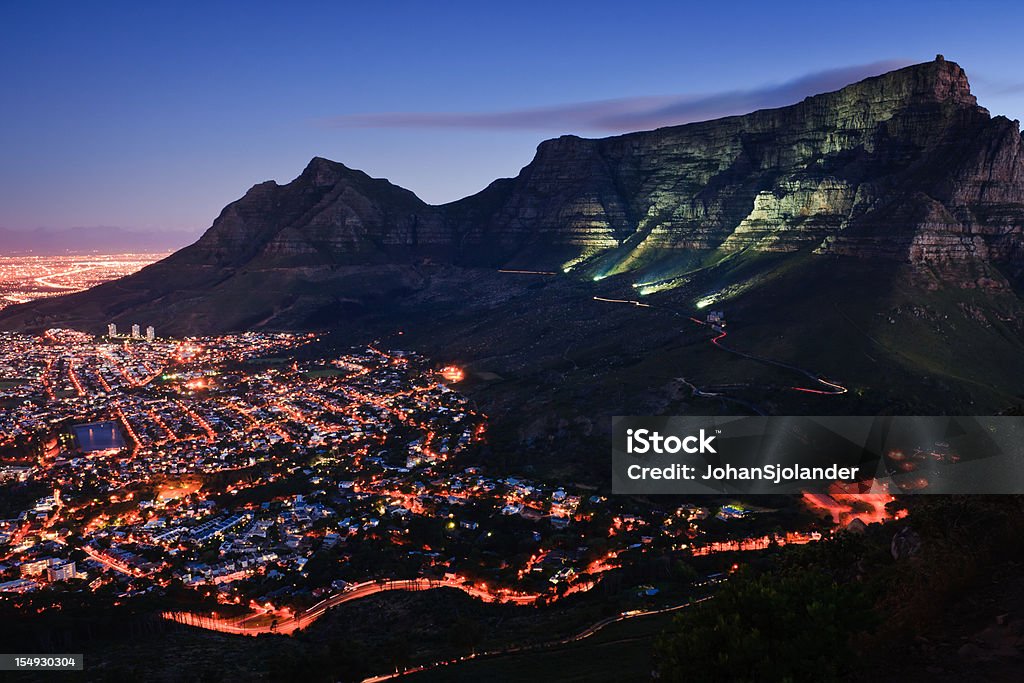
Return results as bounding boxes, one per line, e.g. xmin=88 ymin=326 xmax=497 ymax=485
xmin=163 ymin=577 xmax=540 ymax=636
xmin=591 ymin=295 xmax=847 ymax=409
xmin=687 ymin=316 xmax=847 ymax=395
xmin=360 ymin=596 xmax=713 ymax=682
xmin=165 ymin=574 xmax=711 ymax=682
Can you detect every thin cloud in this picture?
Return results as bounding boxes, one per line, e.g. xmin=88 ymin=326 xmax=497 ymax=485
xmin=965 ymin=72 xmax=1024 ymax=97
xmin=990 ymin=82 xmax=1024 ymax=96
xmin=323 ymin=60 xmax=912 ymax=133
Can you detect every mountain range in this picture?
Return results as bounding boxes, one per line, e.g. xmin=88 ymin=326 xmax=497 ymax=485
xmin=2 ymin=56 xmax=1023 ymax=442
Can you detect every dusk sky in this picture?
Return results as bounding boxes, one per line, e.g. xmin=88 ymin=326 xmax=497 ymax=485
xmin=3 ymin=1 xmax=1024 ymax=241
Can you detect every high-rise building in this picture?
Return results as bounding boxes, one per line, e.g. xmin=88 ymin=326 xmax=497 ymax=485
xmin=131 ymin=324 xmax=141 ymax=339
xmin=108 ymin=323 xmax=117 ymax=337
xmin=146 ymin=326 xmax=155 ymax=342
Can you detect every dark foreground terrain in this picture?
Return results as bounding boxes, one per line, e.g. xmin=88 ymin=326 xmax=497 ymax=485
xmin=2 ymin=497 xmax=1022 ymax=682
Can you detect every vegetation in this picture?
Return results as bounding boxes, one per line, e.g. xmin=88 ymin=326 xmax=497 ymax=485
xmin=657 ymin=564 xmax=874 ymax=682
xmin=655 ymin=496 xmax=1024 ymax=682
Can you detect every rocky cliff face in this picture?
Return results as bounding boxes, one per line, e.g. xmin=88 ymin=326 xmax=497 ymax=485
xmin=176 ymin=158 xmax=450 ymax=267
xmin=458 ymin=57 xmax=1024 ymax=266
xmin=3 ymin=57 xmax=1024 ymax=335
xmin=132 ymin=56 xmax=1024 ymax=272
xmin=140 ymin=56 xmax=1024 ymax=273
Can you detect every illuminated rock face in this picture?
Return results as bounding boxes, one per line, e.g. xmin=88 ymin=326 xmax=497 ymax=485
xmin=114 ymin=57 xmax=1005 ymax=274
xmin=182 ymin=57 xmax=1024 ymax=270
xmin=475 ymin=57 xmax=1023 ymax=264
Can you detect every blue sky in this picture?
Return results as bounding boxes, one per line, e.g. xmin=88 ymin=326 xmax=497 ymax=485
xmin=2 ymin=1 xmax=1023 ymax=237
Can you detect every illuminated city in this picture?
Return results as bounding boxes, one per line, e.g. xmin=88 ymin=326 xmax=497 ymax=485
xmin=0 ymin=328 xmax=903 ymax=650
xmin=0 ymin=253 xmax=169 ymax=311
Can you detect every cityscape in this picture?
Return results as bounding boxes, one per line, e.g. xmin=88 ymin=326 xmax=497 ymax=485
xmin=0 ymin=253 xmax=168 ymax=311
xmin=0 ymin=321 xmax=904 ymax=675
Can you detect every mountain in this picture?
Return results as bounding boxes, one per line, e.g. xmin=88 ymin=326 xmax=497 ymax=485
xmin=0 ymin=226 xmax=198 ymax=254
xmin=465 ymin=55 xmax=1024 ymax=268
xmin=2 ymin=56 xmax=1024 ymax=429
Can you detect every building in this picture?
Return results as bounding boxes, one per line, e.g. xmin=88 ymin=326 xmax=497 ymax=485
xmin=706 ymin=310 xmax=725 ymax=326
xmin=146 ymin=326 xmax=155 ymax=342
xmin=0 ymin=578 xmax=37 ymax=593
xmin=0 ymin=465 xmax=32 ymax=483
xmin=47 ymin=560 xmax=76 ymax=582
xmin=131 ymin=324 xmax=141 ymax=339
xmin=108 ymin=323 xmax=117 ymax=337
xmin=20 ymin=558 xmax=50 ymax=577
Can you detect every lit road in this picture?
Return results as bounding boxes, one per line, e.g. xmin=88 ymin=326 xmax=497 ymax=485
xmin=497 ymin=269 xmax=559 ymax=275
xmin=33 ymin=265 xmax=99 ymax=290
xmin=81 ymin=545 xmax=150 ymax=578
xmin=593 ymin=295 xmax=652 ymax=307
xmin=690 ymin=317 xmax=847 ymax=395
xmin=163 ymin=577 xmax=542 ymax=636
xmin=591 ymin=295 xmax=847 ymax=398
xmin=359 ymin=596 xmax=713 ymax=682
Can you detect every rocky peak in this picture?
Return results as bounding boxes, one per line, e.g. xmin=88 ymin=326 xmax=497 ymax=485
xmin=846 ymin=56 xmax=976 ymax=106
xmin=300 ymin=156 xmax=351 ymax=187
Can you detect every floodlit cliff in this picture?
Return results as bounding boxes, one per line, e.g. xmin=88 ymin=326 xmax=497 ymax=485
xmin=464 ymin=56 xmax=1024 ymax=265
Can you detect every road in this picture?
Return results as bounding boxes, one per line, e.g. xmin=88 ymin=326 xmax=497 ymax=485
xmin=499 ymin=267 xmax=846 ymax=397
xmin=360 ymin=596 xmax=713 ymax=682
xmin=163 ymin=577 xmax=542 ymax=636
xmin=33 ymin=265 xmax=98 ymax=290
xmin=689 ymin=316 xmax=847 ymax=395
xmin=81 ymin=544 xmax=150 ymax=578
xmin=591 ymin=295 xmax=847 ymax=402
